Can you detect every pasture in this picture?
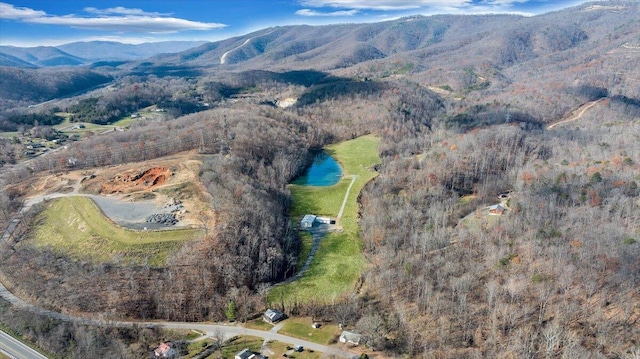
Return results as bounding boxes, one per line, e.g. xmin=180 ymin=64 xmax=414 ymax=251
xmin=26 ymin=196 xmax=203 ymax=266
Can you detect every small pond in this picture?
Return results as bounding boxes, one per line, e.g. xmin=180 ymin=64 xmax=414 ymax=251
xmin=292 ymin=152 xmax=342 ymax=186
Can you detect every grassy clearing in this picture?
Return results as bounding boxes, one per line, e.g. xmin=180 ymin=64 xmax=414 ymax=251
xmin=0 ymin=131 xmax=19 ymax=139
xmin=27 ymin=196 xmax=203 ymax=266
xmin=270 ymin=135 xmax=380 ymax=303
xmin=185 ymin=339 xmax=213 ymax=358
xmin=244 ymin=318 xmax=274 ymax=331
xmin=279 ymin=318 xmax=340 ymax=345
xmin=297 ymin=232 xmax=313 ymax=271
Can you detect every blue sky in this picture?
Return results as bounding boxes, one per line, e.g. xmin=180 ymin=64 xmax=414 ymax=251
xmin=0 ymin=0 xmax=591 ymax=47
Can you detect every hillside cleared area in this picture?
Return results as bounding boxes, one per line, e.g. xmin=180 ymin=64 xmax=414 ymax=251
xmin=269 ymin=135 xmax=380 ymax=304
xmin=26 ymin=196 xmax=203 ymax=266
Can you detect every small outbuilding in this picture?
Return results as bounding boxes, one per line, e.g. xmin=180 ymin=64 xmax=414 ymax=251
xmin=263 ymin=308 xmax=285 ymax=324
xmin=339 ymin=331 xmax=363 ymax=346
xmin=301 ymin=214 xmax=316 ymax=228
xmin=488 ymin=204 xmax=506 ymax=215
xmin=235 ymin=348 xmax=256 ymax=359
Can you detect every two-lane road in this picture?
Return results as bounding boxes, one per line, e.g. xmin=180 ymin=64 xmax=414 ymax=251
xmin=0 ymin=330 xmax=48 ymax=359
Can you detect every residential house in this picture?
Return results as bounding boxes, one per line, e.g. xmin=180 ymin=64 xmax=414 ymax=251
xmin=154 ymin=342 xmax=176 ymax=358
xmin=235 ymin=348 xmax=256 ymax=359
xmin=339 ymin=331 xmax=363 ymax=346
xmin=263 ymin=308 xmax=285 ymax=324
xmin=488 ymin=204 xmax=506 ymax=215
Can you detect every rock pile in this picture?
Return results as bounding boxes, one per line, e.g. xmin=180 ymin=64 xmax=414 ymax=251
xmin=146 ymin=213 xmax=178 ymax=226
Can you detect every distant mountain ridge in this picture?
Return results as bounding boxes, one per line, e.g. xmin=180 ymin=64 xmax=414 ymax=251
xmin=0 ymin=46 xmax=84 ymax=68
xmin=0 ymin=40 xmax=208 ymax=68
xmin=57 ymin=41 xmax=209 ymax=61
xmin=147 ymin=2 xmax=636 ymax=72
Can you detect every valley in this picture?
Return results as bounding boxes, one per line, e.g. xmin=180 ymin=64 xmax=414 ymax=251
xmin=0 ymin=1 xmax=639 ymax=358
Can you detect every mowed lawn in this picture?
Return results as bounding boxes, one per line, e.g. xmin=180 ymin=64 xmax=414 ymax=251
xmin=27 ymin=196 xmax=203 ymax=266
xmin=270 ymin=134 xmax=380 ymax=303
xmin=279 ymin=318 xmax=341 ymax=345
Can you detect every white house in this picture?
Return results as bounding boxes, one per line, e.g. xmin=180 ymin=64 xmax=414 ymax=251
xmin=301 ymin=214 xmax=316 ymax=228
xmin=263 ymin=308 xmax=285 ymax=324
xmin=339 ymin=331 xmax=363 ymax=346
xmin=235 ymin=348 xmax=256 ymax=359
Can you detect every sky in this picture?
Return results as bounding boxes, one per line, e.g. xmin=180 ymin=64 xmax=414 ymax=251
xmin=0 ymin=0 xmax=592 ymax=47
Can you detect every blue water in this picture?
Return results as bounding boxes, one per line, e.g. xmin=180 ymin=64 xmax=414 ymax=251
xmin=293 ymin=152 xmax=342 ymax=186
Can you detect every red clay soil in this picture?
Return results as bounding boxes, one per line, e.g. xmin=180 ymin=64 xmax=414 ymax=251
xmin=100 ymin=167 xmax=171 ymax=194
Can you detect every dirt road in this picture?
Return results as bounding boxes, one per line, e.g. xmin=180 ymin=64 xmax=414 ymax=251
xmin=547 ymin=99 xmax=604 ymax=129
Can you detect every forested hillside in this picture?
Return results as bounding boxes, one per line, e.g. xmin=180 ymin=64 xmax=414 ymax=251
xmin=358 ymin=90 xmax=640 ymax=358
xmin=0 ymin=67 xmax=112 ymax=109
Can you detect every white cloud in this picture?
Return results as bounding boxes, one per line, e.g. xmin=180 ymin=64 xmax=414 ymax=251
xmin=83 ymin=6 xmax=168 ymax=17
xmin=0 ymin=2 xmax=226 ymax=33
xmin=299 ymin=0 xmax=471 ymax=11
xmin=296 ymin=8 xmax=359 ymax=16
xmin=0 ymin=2 xmax=45 ymax=19
xmin=28 ymin=15 xmax=224 ymax=33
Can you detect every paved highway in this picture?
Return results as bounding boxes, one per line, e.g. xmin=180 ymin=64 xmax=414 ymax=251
xmin=0 ymin=330 xmax=48 ymax=359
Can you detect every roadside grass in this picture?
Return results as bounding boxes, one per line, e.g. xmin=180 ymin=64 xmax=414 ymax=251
xmin=279 ymin=318 xmax=340 ymax=345
xmin=0 ymin=352 xmax=9 ymax=359
xmin=27 ymin=196 xmax=203 ymax=266
xmin=269 ymin=134 xmax=380 ymax=303
xmin=185 ymin=339 xmax=213 ymax=358
xmin=244 ymin=318 xmax=274 ymax=331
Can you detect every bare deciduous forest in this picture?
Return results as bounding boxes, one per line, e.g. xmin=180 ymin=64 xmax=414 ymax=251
xmin=0 ymin=1 xmax=639 ymax=358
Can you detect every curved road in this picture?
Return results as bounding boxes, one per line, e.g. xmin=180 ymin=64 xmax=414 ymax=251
xmin=0 ymin=173 xmax=362 ymax=358
xmin=0 ymin=198 xmax=358 ymax=359
xmin=0 ymin=275 xmax=357 ymax=358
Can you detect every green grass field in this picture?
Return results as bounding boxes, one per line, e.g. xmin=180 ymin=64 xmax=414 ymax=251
xmin=27 ymin=196 xmax=203 ymax=266
xmin=279 ymin=318 xmax=340 ymax=345
xmin=244 ymin=318 xmax=274 ymax=331
xmin=270 ymin=134 xmax=380 ymax=303
xmin=297 ymin=232 xmax=313 ymax=271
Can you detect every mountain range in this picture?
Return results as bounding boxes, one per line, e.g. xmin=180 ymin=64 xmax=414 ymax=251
xmin=0 ymin=41 xmax=208 ymax=68
xmin=123 ymin=1 xmax=640 ymax=120
xmin=1 ymin=1 xmax=638 ymax=120
xmin=146 ymin=2 xmax=638 ymax=73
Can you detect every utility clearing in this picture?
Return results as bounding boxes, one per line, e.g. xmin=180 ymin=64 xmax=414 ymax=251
xmin=269 ymin=135 xmax=380 ymax=304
